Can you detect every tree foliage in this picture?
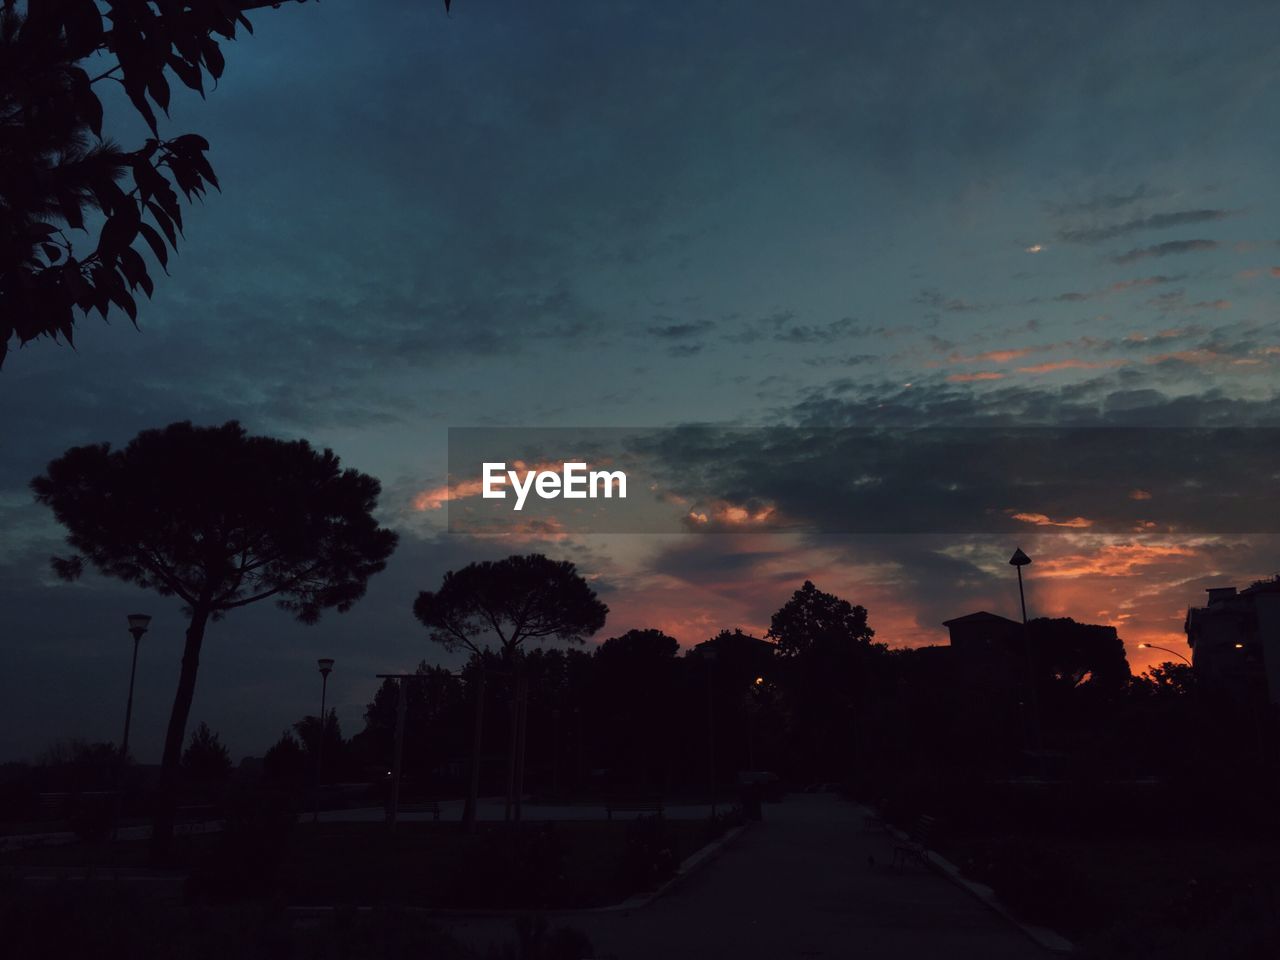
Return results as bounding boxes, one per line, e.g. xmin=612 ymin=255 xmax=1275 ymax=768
xmin=181 ymin=719 xmax=231 ymax=782
xmin=0 ymin=0 xmax=452 ymax=366
xmin=766 ymin=580 xmax=876 ymax=657
xmin=413 ymin=553 xmax=608 ymax=660
xmin=31 ymin=418 xmax=397 ymax=857
xmin=32 ymin=419 xmax=398 ymax=621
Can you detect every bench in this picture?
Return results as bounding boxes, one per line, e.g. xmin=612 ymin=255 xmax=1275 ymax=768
xmin=395 ymin=800 xmax=441 ymax=821
xmin=175 ymin=804 xmax=217 ymax=822
xmin=891 ymin=814 xmax=937 ymax=869
xmin=36 ymin=792 xmax=71 ymax=821
xmin=860 ymin=798 xmax=892 ymax=835
xmin=605 ymin=799 xmax=664 ymax=820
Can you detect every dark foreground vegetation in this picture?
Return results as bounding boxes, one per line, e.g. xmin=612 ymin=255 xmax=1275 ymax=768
xmin=0 ymin=880 xmax=592 ymax=960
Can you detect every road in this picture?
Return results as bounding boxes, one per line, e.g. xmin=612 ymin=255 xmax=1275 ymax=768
xmin=447 ymin=793 xmax=1049 ymax=959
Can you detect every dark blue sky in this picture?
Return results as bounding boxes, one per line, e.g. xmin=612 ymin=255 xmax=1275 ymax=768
xmin=2 ymin=0 xmax=1279 ymax=762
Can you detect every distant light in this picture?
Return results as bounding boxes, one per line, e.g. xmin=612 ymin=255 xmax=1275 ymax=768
xmin=1234 ymin=643 xmax=1245 ymax=649
xmin=754 ymin=676 xmax=765 ymax=686
xmin=1138 ymin=643 xmax=1149 ymax=648
xmin=1025 ymin=244 xmax=1045 ymax=254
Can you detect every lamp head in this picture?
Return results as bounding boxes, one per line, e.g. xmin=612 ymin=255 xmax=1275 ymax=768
xmin=317 ymin=657 xmax=335 ymax=676
xmin=126 ymin=613 xmax=151 ymax=641
xmin=1009 ymin=547 xmax=1032 ymax=567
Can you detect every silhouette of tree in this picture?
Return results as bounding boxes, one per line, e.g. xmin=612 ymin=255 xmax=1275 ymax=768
xmin=292 ymin=708 xmax=345 ymax=779
xmin=767 ymin=581 xmax=882 ymax=780
xmin=414 ymin=553 xmax=607 ymax=821
xmin=181 ymin=720 xmax=231 ymax=785
xmin=262 ymin=729 xmax=307 ymax=787
xmin=767 ymin=580 xmax=875 ymax=657
xmin=593 ymin=629 xmax=680 ymax=789
xmin=1028 ymin=617 xmax=1131 ymax=696
xmin=0 ymin=0 xmax=452 ymax=366
xmin=31 ymin=419 xmax=398 ymax=858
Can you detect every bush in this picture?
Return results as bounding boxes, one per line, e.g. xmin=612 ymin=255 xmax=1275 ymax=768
xmin=963 ymin=836 xmax=1113 ymax=933
xmin=452 ymin=824 xmax=569 ymax=909
xmin=617 ymin=815 xmax=679 ymax=890
xmin=187 ymin=786 xmax=299 ymax=902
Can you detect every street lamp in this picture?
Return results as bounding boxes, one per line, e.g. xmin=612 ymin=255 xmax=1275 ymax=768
xmin=114 ymin=613 xmax=150 ymax=840
xmin=703 ymin=646 xmax=717 ymax=818
xmin=121 ymin=614 xmax=151 ymax=763
xmin=1009 ymin=548 xmax=1046 ymax=779
xmin=313 ymin=658 xmax=334 ymax=823
xmin=1137 ymin=642 xmax=1192 ymax=666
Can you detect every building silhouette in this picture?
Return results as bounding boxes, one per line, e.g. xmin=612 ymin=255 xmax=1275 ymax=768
xmin=1186 ymin=576 xmax=1280 ymax=705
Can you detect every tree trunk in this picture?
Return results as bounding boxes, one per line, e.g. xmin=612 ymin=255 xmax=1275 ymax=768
xmin=501 ymin=670 xmax=517 ymax=824
xmin=513 ymin=676 xmax=529 ymax=822
xmin=149 ymin=605 xmax=209 ymax=863
xmin=463 ymin=667 xmax=485 ymax=830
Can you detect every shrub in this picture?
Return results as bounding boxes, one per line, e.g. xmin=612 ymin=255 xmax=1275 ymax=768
xmin=617 ymin=814 xmax=679 ymax=890
xmin=187 ymin=786 xmax=299 ymax=902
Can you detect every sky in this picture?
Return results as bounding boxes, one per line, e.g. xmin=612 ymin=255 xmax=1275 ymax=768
xmin=2 ymin=0 xmax=1279 ymax=763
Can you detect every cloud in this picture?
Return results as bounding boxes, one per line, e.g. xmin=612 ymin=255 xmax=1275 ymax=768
xmin=914 ymin=288 xmax=986 ymax=313
xmin=949 ymin=348 xmax=1036 ymax=364
xmin=1058 ymin=209 xmax=1232 ymax=245
xmin=947 ymin=371 xmax=1006 ymax=382
xmin=727 ymin=312 xmax=862 ymax=346
xmin=646 ymin=318 xmax=716 ymax=339
xmin=1010 ymin=512 xmax=1094 ymax=529
xmin=1113 ymin=239 xmax=1218 ymax=264
xmin=1047 ymin=185 xmax=1171 ymax=216
xmin=1016 ymin=359 xmax=1127 ymax=374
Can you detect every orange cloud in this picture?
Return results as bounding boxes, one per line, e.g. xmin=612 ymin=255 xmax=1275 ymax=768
xmin=949 ymin=348 xmax=1035 ymax=364
xmin=687 ymin=501 xmax=777 ymax=527
xmin=1034 ymin=542 xmax=1198 ymax=578
xmin=1010 ymin=512 xmax=1094 ymax=529
xmin=1148 ymin=349 xmax=1221 ymax=365
xmin=412 ymin=460 xmax=566 ymax=511
xmin=1129 ymin=489 xmax=1153 ymax=501
xmin=947 ymin=371 xmax=1006 ymax=383
xmin=1016 ymin=359 xmax=1126 ymax=374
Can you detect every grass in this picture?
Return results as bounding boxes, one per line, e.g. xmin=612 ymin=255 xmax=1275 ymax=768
xmin=937 ymin=827 xmax=1280 ymax=958
xmin=0 ymin=817 xmax=715 ymax=910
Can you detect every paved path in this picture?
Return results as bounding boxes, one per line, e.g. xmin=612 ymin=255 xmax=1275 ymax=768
xmin=448 ymin=794 xmax=1048 ymax=959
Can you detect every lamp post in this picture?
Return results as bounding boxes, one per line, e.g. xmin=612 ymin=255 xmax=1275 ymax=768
xmin=1009 ymin=548 xmax=1046 ymax=779
xmin=121 ymin=614 xmax=151 ymax=764
xmin=704 ymin=646 xmax=717 ymax=818
xmin=113 ymin=614 xmax=150 ymax=841
xmin=1137 ymin=642 xmax=1192 ymax=667
xmin=313 ymin=658 xmax=334 ymax=824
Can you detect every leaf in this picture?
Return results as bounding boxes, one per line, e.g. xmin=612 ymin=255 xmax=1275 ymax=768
xmin=138 ymin=223 xmax=170 ymax=270
xmin=148 ymin=71 xmax=172 ymax=114
xmin=99 ymin=206 xmax=141 ymax=260
xmin=124 ymin=79 xmax=159 ymax=136
xmin=63 ymin=1 xmax=105 ymax=59
xmin=167 ymin=54 xmax=205 ymax=94
xmin=62 ymin=259 xmax=83 ymax=302
xmin=145 ymin=202 xmax=178 ymax=248
xmin=109 ymin=280 xmax=138 ymax=323
xmin=119 ymin=247 xmax=148 ymax=288
xmin=201 ymin=36 xmax=225 ymax=80
xmin=171 ymin=134 xmax=211 ymax=152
